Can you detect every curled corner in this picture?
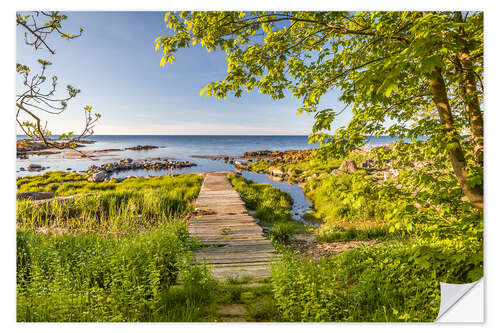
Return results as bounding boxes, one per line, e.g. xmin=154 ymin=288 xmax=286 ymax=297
xmin=435 ymin=277 xmax=484 ymax=322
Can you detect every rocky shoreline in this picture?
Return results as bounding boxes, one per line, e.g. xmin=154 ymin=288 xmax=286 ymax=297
xmin=16 ymin=139 xmax=96 ymax=159
xmin=17 ymin=139 xmax=162 ymax=160
xmin=230 ymin=144 xmax=412 ymax=187
xmin=86 ymin=158 xmax=197 ymax=182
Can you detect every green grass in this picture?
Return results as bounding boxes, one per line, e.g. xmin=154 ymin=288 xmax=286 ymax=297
xmin=228 ymin=174 xmax=307 ymax=234
xmin=17 ymin=171 xmax=201 ymax=197
xmin=249 ymin=160 xmax=271 ymax=171
xmin=16 ymin=171 xmax=87 ymax=191
xmin=17 ymin=223 xmax=215 ymax=322
xmin=17 ymin=174 xmax=202 ymax=234
xmin=16 ymin=171 xmax=216 ymax=322
xmin=316 ymin=225 xmax=391 ymax=242
xmin=305 ymin=171 xmax=393 ymax=224
xmin=271 ymin=239 xmax=482 ymax=322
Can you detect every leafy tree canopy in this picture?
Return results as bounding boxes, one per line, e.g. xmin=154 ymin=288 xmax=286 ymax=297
xmin=156 ymin=11 xmax=483 ymax=210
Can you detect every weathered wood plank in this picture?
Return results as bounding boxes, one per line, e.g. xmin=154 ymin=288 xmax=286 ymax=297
xmin=188 ymin=172 xmax=276 ymax=281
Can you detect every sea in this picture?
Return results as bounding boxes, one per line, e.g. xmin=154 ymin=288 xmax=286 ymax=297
xmin=16 ymin=135 xmax=401 ymax=223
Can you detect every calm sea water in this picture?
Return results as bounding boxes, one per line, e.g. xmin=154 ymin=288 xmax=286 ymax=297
xmin=16 ymin=135 xmax=400 ymax=177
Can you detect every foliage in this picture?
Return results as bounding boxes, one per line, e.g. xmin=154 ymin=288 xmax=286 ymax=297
xmin=269 ymin=149 xmax=482 ymax=322
xmin=16 ymin=223 xmax=215 ymax=322
xmin=305 ymin=172 xmax=394 ymax=224
xmin=269 ymin=222 xmax=295 ymax=245
xmin=271 ymin=240 xmax=482 ymax=322
xmin=16 ymin=11 xmax=99 ymax=150
xmin=156 ymin=11 xmax=483 ymax=208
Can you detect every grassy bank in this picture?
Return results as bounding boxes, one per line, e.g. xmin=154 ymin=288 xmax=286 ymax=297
xmin=228 ymin=174 xmax=309 ymax=244
xmin=238 ymin=147 xmax=483 ymax=321
xmin=17 ymin=174 xmax=202 ymax=235
xmin=17 ymin=162 xmax=483 ymax=322
xmin=265 ymin=153 xmax=482 ymax=321
xmin=16 ymin=172 xmax=220 ymax=321
xmin=17 ymin=223 xmax=214 ymax=321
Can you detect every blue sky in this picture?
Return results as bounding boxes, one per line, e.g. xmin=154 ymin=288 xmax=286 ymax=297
xmin=16 ymin=11 xmax=350 ymax=135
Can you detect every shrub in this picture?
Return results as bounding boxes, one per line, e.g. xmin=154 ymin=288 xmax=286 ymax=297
xmin=271 ymin=240 xmax=483 ymax=322
xmin=269 ymin=223 xmax=295 ymax=245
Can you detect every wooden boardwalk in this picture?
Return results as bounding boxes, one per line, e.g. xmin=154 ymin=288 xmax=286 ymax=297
xmin=188 ymin=172 xmax=276 ymax=281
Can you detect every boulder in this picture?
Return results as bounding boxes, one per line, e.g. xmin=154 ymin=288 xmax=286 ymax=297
xmin=269 ymin=166 xmax=285 ymax=178
xmin=88 ymin=171 xmax=108 ymax=182
xmin=27 ymin=163 xmax=42 ymax=171
xmin=17 ymin=191 xmax=54 ymax=200
xmin=125 ymin=145 xmax=159 ymax=151
xmin=330 ymin=169 xmax=342 ymax=176
xmin=339 ymin=160 xmax=358 ymax=173
xmin=234 ymin=160 xmax=249 ymax=170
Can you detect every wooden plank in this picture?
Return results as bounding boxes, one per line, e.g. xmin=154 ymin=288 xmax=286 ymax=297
xmin=188 ymin=172 xmax=276 ymax=281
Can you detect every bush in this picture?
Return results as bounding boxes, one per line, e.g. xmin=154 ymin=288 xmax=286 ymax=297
xmin=305 ymin=172 xmax=393 ymax=224
xmin=271 ymin=240 xmax=483 ymax=322
xmin=269 ymin=223 xmax=295 ymax=245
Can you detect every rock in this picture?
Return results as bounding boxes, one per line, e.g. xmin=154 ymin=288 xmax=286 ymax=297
xmin=19 ymin=167 xmax=25 ymax=171
xmin=339 ymin=160 xmax=358 ymax=173
xmin=27 ymin=163 xmax=42 ymax=171
xmin=383 ymin=168 xmax=400 ymax=181
xmin=66 ymin=168 xmax=72 ymax=170
xmin=125 ymin=145 xmax=159 ymax=151
xmin=331 ymin=169 xmax=342 ymax=176
xmin=269 ymin=166 xmax=285 ymax=177
xmin=234 ymin=160 xmax=249 ymax=170
xmin=17 ymin=191 xmax=54 ymax=200
xmin=88 ymin=171 xmax=108 ymax=182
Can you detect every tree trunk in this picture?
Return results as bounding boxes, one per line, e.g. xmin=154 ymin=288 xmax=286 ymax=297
xmin=429 ymin=67 xmax=483 ymax=211
xmin=453 ymin=12 xmax=484 ymax=166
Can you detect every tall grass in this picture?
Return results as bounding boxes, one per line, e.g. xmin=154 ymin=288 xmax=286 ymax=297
xmin=228 ymin=174 xmax=306 ymax=234
xmin=17 ymin=223 xmax=215 ymax=322
xmin=16 ymin=172 xmax=214 ymax=321
xmin=17 ymin=174 xmax=202 ymax=234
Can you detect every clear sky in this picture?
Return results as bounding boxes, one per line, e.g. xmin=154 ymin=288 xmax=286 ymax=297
xmin=16 ymin=11 xmax=350 ymax=135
